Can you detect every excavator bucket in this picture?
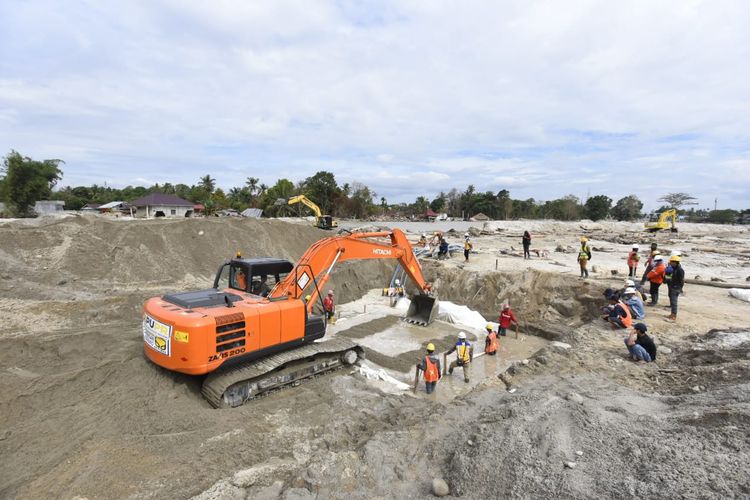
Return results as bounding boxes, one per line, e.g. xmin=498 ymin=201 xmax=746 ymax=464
xmin=404 ymin=295 xmax=439 ymax=326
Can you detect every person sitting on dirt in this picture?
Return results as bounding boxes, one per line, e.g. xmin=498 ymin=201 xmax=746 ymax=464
xmin=624 ymin=323 xmax=657 ymax=362
xmin=323 ymin=290 xmax=335 ymax=324
xmin=646 ymin=255 xmax=667 ymax=306
xmin=446 ymin=332 xmax=473 ymax=383
xmin=438 ymin=238 xmax=449 ymax=259
xmin=622 ymin=287 xmax=645 ymax=320
xmin=418 ymin=233 xmax=428 ymax=247
xmin=602 ymin=289 xmax=633 ymax=329
xmin=498 ymin=303 xmax=519 ymax=338
xmin=417 ymin=343 xmax=442 ymax=394
xmin=622 ymin=279 xmax=647 ymax=302
xmin=484 ymin=323 xmax=498 ymax=356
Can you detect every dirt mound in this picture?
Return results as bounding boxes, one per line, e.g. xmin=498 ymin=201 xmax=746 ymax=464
xmin=422 ymin=263 xmax=602 ymax=340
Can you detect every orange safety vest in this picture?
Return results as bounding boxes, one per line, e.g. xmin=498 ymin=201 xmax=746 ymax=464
xmin=647 ymin=262 xmax=666 ymax=284
xmin=424 ymin=356 xmax=439 ymax=382
xmin=237 ymin=273 xmax=247 ymax=290
xmin=485 ymin=331 xmax=498 ymax=354
xmin=627 ymin=251 xmax=640 ymax=268
xmin=619 ymin=301 xmax=633 ymax=328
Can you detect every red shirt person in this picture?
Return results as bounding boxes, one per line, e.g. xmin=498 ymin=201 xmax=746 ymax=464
xmin=323 ymin=290 xmax=335 ymax=323
xmin=498 ymin=303 xmax=519 ymax=338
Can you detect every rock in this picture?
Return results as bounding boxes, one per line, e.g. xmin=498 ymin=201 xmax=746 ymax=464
xmin=192 ymin=480 xmax=246 ymax=500
xmin=535 ymin=355 xmax=549 ymax=365
xmin=692 ymin=385 xmax=701 ymax=393
xmin=660 ymin=347 xmax=672 ymax=354
xmin=555 ymin=244 xmax=567 ymax=253
xmin=467 ymin=439 xmax=474 ymax=446
xmin=592 ymin=266 xmax=598 ymax=273
xmin=252 ymin=481 xmax=285 ymax=500
xmin=467 ymin=226 xmax=482 ymax=237
xmin=694 ymin=275 xmax=702 ymax=280
xmin=550 ymin=341 xmax=572 ymax=351
xmin=564 ymin=461 xmax=577 ymax=469
xmin=566 ymin=392 xmax=584 ymax=404
xmin=610 ymin=269 xmax=619 ymax=275
xmin=746 ymin=276 xmax=750 ymax=282
xmin=711 ymin=277 xmax=726 ymax=282
xmin=522 ymin=359 xmax=529 ymax=365
xmin=198 ymin=230 xmax=204 ymax=235
xmin=576 ymin=450 xmax=584 ymax=457
xmin=282 ymin=488 xmax=316 ymax=500
xmin=0 ymin=274 xmax=11 ymax=280
xmin=432 ymin=478 xmax=450 ymax=497
xmin=57 ymin=279 xmax=67 ymax=286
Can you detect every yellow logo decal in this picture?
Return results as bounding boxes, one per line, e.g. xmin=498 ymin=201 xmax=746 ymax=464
xmin=155 ymin=337 xmax=167 ymax=351
xmin=174 ymin=331 xmax=189 ymax=343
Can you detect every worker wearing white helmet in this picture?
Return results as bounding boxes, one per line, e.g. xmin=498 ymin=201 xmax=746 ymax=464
xmin=463 ymin=234 xmax=473 ymax=262
xmin=646 ymin=255 xmax=667 ymax=306
xmin=627 ymin=244 xmax=641 ymax=278
xmin=446 ymin=331 xmax=473 ymax=383
xmin=622 ymin=286 xmax=646 ymax=320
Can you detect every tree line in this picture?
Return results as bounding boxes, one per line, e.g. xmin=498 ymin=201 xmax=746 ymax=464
xmin=1 ymin=150 xmax=747 ymax=223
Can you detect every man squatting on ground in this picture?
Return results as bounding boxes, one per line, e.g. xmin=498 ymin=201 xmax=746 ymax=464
xmin=624 ymin=323 xmax=657 ymax=363
xmin=417 ymin=343 xmax=441 ymax=394
xmin=446 ymin=332 xmax=473 ymax=383
xmin=602 ymin=288 xmax=633 ymax=329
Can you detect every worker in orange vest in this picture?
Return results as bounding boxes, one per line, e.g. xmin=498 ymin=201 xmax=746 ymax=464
xmin=646 ymin=256 xmax=666 ymax=306
xmin=627 ymin=244 xmax=640 ymax=278
xmin=416 ymin=343 xmax=442 ymax=393
xmin=484 ymin=323 xmax=498 ymax=355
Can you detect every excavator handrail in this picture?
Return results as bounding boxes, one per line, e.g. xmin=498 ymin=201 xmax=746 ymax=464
xmin=270 ymin=229 xmax=433 ymax=314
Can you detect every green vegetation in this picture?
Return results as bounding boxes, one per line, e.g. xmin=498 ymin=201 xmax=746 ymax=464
xmin=2 ymin=151 xmax=747 ymax=223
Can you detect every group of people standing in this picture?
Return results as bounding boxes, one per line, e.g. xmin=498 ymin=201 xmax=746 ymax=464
xmin=415 ymin=303 xmax=520 ymax=393
xmin=629 ymin=242 xmax=686 ymax=322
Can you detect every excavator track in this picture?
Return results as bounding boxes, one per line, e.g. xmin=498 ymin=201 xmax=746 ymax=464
xmin=201 ymin=337 xmax=364 ymax=408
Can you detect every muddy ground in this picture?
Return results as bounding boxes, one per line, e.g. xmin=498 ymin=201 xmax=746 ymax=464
xmin=1 ymin=215 xmax=749 ymax=499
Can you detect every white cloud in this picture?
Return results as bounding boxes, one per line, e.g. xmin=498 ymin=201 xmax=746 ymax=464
xmin=0 ymin=0 xmax=749 ymax=208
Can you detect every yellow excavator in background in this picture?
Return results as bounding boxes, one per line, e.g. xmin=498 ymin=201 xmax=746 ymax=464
xmin=644 ymin=209 xmax=678 ymax=232
xmin=287 ymin=195 xmax=338 ymax=230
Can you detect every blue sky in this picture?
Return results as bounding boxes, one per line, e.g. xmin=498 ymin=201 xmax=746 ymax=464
xmin=1 ymin=0 xmax=749 ymax=210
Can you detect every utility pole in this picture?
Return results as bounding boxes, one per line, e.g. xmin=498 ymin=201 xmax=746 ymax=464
xmin=715 ymin=198 xmax=718 ymax=211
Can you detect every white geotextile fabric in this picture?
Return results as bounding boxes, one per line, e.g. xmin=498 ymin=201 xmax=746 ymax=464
xmin=358 ymin=365 xmax=411 ymax=391
xmin=436 ymin=301 xmax=488 ymax=331
xmin=729 ymin=288 xmax=750 ymax=303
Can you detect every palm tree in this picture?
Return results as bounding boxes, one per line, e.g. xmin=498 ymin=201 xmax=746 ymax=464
xmin=245 ymin=177 xmax=259 ymax=196
xmin=199 ymin=175 xmax=216 ymax=194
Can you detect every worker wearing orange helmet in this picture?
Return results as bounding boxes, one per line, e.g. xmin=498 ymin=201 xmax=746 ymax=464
xmin=323 ymin=290 xmax=335 ymax=324
xmin=578 ymin=237 xmax=592 ymax=278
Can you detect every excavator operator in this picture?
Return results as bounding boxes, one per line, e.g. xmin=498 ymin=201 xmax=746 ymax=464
xmin=234 ymin=268 xmax=247 ymax=291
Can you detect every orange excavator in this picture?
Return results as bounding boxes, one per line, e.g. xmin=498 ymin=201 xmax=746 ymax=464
xmin=142 ymin=229 xmax=439 ymax=407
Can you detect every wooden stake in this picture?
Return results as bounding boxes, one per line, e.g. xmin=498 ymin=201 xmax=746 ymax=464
xmin=413 ymin=366 xmax=420 ymax=393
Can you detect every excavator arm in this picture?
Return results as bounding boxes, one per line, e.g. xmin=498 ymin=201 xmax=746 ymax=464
xmin=272 ymin=229 xmax=429 ymax=303
xmin=287 ymin=195 xmax=323 ymax=218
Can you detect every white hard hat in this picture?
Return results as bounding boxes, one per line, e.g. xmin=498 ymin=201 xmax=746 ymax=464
xmin=394 ymin=279 xmax=400 ymax=285
xmin=624 ymin=287 xmax=636 ymax=295
xmin=632 ymin=244 xmax=639 ymax=249
xmin=458 ymin=332 xmax=466 ymax=340
xmin=654 ymin=255 xmax=664 ymax=261
xmin=625 ymin=279 xmax=635 ymax=287
xmin=464 ymin=233 xmax=469 ymax=237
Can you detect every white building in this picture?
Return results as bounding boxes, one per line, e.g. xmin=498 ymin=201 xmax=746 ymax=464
xmin=129 ymin=193 xmax=195 ymax=218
